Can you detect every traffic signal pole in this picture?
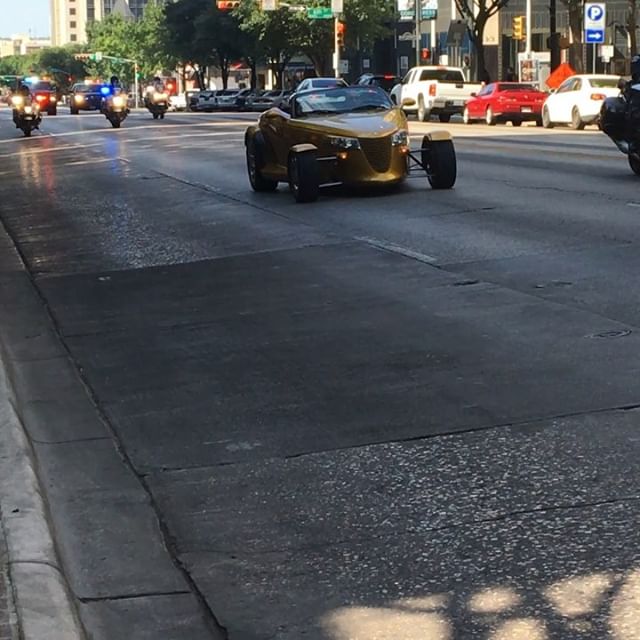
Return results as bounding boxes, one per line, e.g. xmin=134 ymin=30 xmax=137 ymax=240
xmin=334 ymin=16 xmax=340 ymax=78
xmin=415 ymin=0 xmax=422 ymax=66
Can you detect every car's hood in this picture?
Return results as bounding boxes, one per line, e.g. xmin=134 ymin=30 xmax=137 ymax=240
xmin=289 ymin=109 xmax=406 ymax=137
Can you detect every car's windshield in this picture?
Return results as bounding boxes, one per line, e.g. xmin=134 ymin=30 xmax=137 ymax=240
xmin=30 ymin=82 xmax=54 ymax=92
xmin=497 ymin=83 xmax=537 ymax=92
xmin=74 ymin=84 xmax=96 ymax=93
xmin=295 ymin=86 xmax=392 ymax=117
xmin=589 ymin=78 xmax=619 ymax=88
xmin=311 ymin=79 xmax=346 ymax=89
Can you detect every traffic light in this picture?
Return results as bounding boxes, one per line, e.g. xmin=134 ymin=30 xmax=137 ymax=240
xmin=512 ymin=15 xmax=525 ymax=40
xmin=336 ymin=22 xmax=345 ymax=48
xmin=217 ymin=0 xmax=239 ymax=9
xmin=421 ymin=48 xmax=430 ymax=61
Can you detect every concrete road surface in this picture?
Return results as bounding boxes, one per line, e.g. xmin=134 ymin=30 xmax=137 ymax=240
xmin=1 ymin=107 xmax=640 ymax=639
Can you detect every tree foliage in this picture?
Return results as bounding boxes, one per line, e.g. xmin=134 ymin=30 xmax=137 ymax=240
xmin=454 ymin=0 xmax=512 ymax=81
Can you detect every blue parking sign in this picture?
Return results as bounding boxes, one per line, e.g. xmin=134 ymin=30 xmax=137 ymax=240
xmin=584 ymin=3 xmax=606 ymax=43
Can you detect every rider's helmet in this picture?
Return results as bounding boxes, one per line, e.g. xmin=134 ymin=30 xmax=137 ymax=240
xmin=110 ymin=75 xmax=120 ymax=88
xmin=631 ymin=54 xmax=640 ymax=81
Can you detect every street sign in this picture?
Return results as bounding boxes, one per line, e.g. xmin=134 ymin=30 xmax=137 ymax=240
xmin=422 ymin=0 xmax=437 ymax=20
xmin=398 ymin=0 xmax=437 ymax=21
xmin=340 ymin=59 xmax=349 ymax=74
xmin=599 ymin=44 xmax=614 ymax=61
xmin=584 ymin=3 xmax=605 ymax=44
xmin=307 ymin=7 xmax=332 ymax=18
xmin=331 ymin=0 xmax=343 ymax=13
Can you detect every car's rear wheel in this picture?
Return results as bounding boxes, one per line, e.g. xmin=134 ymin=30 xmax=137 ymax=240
xmin=511 ymin=119 xmax=522 ymax=127
xmin=571 ymin=106 xmax=585 ymax=130
xmin=288 ymin=150 xmax=319 ymax=203
xmin=462 ymin=107 xmax=472 ymax=124
xmin=485 ymin=106 xmax=497 ymax=126
xmin=70 ymin=106 xmax=79 ymax=115
xmin=542 ymin=106 xmax=554 ymax=128
xmin=48 ymin=106 xmax=57 ymax=116
xmin=629 ymin=154 xmax=640 ymax=176
xmin=422 ymin=136 xmax=456 ymax=190
xmin=417 ymin=95 xmax=430 ymax=122
xmin=246 ymin=134 xmax=278 ymax=193
xmin=438 ymin=113 xmax=451 ymax=123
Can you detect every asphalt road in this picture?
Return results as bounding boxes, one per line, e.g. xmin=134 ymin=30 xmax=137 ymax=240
xmin=2 ymin=106 xmax=640 ymax=639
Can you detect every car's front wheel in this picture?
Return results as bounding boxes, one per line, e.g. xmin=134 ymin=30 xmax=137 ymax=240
xmin=246 ymin=134 xmax=278 ymax=193
xmin=629 ymin=154 xmax=640 ymax=176
xmin=485 ymin=106 xmax=496 ymax=126
xmin=422 ymin=136 xmax=456 ymax=190
xmin=288 ymin=150 xmax=319 ymax=203
xmin=542 ymin=106 xmax=554 ymax=128
xmin=462 ymin=107 xmax=472 ymax=124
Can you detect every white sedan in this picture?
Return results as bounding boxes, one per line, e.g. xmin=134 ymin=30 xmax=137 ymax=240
xmin=541 ymin=74 xmax=621 ymax=130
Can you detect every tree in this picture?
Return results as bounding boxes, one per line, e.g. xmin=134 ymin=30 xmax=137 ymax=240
xmin=560 ymin=0 xmax=584 ymax=73
xmin=298 ymin=16 xmax=334 ymax=77
xmin=136 ymin=1 xmax=179 ymax=77
xmin=454 ymin=0 xmax=512 ymax=81
xmin=342 ymin=0 xmax=394 ymax=69
xmin=86 ymin=14 xmax=137 ymax=82
xmin=37 ymin=46 xmax=88 ymax=91
xmin=236 ymin=1 xmax=304 ymax=88
xmin=165 ymin=0 xmax=243 ymax=89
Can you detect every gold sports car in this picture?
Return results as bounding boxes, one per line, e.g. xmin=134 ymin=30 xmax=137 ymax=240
xmin=244 ymin=85 xmax=456 ymax=202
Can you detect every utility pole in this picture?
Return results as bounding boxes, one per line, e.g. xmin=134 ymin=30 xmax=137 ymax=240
xmin=525 ymin=0 xmax=532 ymax=56
xmin=415 ymin=0 xmax=422 ymax=66
xmin=549 ymin=0 xmax=560 ymax=71
xmin=334 ymin=16 xmax=340 ymax=78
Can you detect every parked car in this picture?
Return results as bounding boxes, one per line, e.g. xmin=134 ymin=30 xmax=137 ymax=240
xmin=249 ymin=89 xmax=291 ymax=111
xmin=169 ymin=93 xmax=187 ymax=111
xmin=186 ymin=89 xmax=201 ymax=111
xmin=215 ymin=89 xmax=243 ymax=110
xmin=390 ymin=66 xmax=482 ymax=122
xmin=295 ymin=77 xmax=349 ymax=93
xmin=195 ymin=90 xmax=219 ymax=112
xmin=463 ymin=82 xmax=547 ymax=126
xmin=541 ymin=74 xmax=621 ymax=129
xmin=235 ymin=88 xmax=261 ymax=111
xmin=355 ymin=73 xmax=401 ymax=93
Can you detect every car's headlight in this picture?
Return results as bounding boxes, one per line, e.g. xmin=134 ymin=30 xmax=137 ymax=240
xmin=329 ymin=136 xmax=361 ymax=150
xmin=11 ymin=96 xmax=23 ymax=106
xmin=391 ymin=130 xmax=409 ymax=146
xmin=74 ymin=95 xmax=84 ymax=102
xmin=50 ymin=97 xmax=57 ymax=103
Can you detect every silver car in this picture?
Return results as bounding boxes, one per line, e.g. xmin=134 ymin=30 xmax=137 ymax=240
xmin=249 ymin=90 xmax=292 ymax=112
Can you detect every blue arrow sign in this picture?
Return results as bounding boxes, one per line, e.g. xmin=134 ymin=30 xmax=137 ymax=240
xmin=585 ymin=28 xmax=605 ymax=43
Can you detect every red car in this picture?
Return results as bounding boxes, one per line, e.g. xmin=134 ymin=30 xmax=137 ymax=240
xmin=29 ymin=81 xmax=58 ymax=116
xmin=463 ymin=82 xmax=547 ymax=126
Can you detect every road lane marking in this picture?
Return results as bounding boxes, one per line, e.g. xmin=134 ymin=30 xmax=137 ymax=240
xmin=355 ymin=236 xmax=438 ymax=264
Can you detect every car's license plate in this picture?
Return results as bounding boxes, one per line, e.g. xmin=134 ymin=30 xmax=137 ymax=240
xmin=521 ymin=106 xmax=532 ymax=113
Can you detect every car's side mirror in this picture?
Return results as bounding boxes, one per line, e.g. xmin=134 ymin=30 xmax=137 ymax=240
xmin=470 ymin=92 xmax=477 ymax=97
xmin=549 ymin=88 xmax=557 ymax=94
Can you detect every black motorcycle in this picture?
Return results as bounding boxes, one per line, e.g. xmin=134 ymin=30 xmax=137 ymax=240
xmin=11 ymin=95 xmax=42 ymax=137
xmin=101 ymin=89 xmax=129 ymax=129
xmin=600 ymin=78 xmax=640 ymax=175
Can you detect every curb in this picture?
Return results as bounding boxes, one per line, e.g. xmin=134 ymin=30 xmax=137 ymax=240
xmin=0 ymin=362 xmax=85 ymax=640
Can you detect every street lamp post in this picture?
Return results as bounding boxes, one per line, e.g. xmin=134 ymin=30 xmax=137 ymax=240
xmin=415 ymin=0 xmax=422 ymax=66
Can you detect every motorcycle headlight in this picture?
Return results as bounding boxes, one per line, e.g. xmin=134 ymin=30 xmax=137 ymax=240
xmin=11 ymin=96 xmax=23 ymax=106
xmin=112 ymin=96 xmax=126 ymax=107
xmin=24 ymin=106 xmax=32 ymax=114
xmin=328 ymin=136 xmax=361 ymax=150
xmin=153 ymin=92 xmax=168 ymax=101
xmin=391 ymin=130 xmax=409 ymax=146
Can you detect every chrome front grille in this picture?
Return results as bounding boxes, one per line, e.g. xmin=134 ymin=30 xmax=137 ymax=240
xmin=359 ymin=136 xmax=392 ymax=173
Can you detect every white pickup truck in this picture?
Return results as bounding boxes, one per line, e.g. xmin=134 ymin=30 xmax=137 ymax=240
xmin=390 ymin=66 xmax=483 ymax=122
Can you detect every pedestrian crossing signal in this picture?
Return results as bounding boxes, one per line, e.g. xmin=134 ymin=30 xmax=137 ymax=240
xmin=512 ymin=16 xmax=525 ymax=40
xmin=217 ymin=1 xmax=239 ymax=9
xmin=336 ymin=22 xmax=345 ymax=48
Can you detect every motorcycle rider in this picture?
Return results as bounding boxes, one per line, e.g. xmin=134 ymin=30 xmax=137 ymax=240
xmin=12 ymin=81 xmax=31 ymax=127
xmin=144 ymin=76 xmax=165 ymax=105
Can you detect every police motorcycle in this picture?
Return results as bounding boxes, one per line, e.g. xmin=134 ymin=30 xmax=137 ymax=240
xmin=100 ymin=76 xmax=130 ymax=129
xmin=11 ymin=85 xmax=42 ymax=137
xmin=144 ymin=77 xmax=169 ymax=120
xmin=600 ymin=55 xmax=640 ymax=175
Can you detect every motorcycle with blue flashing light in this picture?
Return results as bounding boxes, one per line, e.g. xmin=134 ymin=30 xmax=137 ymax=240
xmin=11 ymin=93 xmax=42 ymax=137
xmin=100 ymin=79 xmax=129 ymax=129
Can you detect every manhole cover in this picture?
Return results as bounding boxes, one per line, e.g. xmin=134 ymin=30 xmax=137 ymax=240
xmin=587 ymin=330 xmax=632 ymax=339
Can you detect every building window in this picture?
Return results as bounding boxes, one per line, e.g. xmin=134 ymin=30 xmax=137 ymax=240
xmin=70 ymin=8 xmax=76 ymax=14
xmin=70 ymin=20 xmax=76 ymax=27
xmin=70 ymin=34 xmax=77 ymax=41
